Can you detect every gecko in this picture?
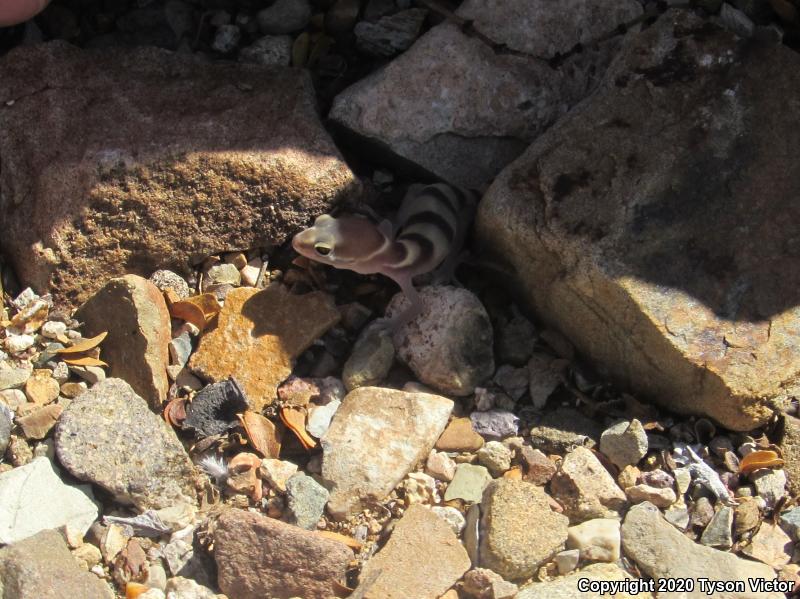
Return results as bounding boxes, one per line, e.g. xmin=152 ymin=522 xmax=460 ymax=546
xmin=292 ymin=183 xmax=478 ymax=330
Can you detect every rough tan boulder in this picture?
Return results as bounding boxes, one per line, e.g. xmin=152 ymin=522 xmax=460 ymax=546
xmin=0 ymin=41 xmax=358 ymax=308
xmin=476 ymin=11 xmax=800 ymax=431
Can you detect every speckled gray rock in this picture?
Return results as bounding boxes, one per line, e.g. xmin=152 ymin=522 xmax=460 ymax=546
xmin=622 ymin=502 xmax=783 ymax=598
xmin=321 ymin=386 xmax=453 ymax=519
xmin=330 ymin=0 xmax=641 ymax=188
xmin=0 ymin=529 xmax=114 ymax=598
xmin=286 ymin=472 xmax=329 ymax=530
xmin=599 ymin=419 xmax=648 ymax=469
xmin=551 ymin=446 xmax=627 ymax=521
xmin=479 ymin=479 xmax=569 ymax=580
xmin=55 ymin=378 xmax=199 ymax=510
xmin=149 ymin=269 xmax=191 ymax=299
xmin=388 ymin=286 xmax=494 ymax=396
xmin=0 ymin=457 xmax=98 ymax=544
xmin=215 ymin=509 xmax=351 ymax=599
xmin=257 ymin=0 xmax=310 ymax=34
xmin=516 ymin=563 xmax=653 ymax=599
xmin=342 ymin=323 xmax=395 ymax=391
xmin=477 ymin=440 xmax=513 ymax=477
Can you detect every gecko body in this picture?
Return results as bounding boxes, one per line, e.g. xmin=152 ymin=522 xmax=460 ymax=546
xmin=292 ymin=183 xmax=477 ymax=329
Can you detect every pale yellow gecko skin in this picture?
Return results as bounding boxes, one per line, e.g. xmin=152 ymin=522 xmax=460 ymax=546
xmin=293 ymin=183 xmax=477 ymax=329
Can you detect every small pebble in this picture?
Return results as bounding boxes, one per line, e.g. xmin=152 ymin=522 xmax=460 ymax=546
xmin=752 ymin=468 xmax=786 ymax=509
xmin=342 ymin=324 xmax=394 ymax=391
xmin=149 ymin=270 xmax=191 ymax=299
xmin=431 ymin=506 xmax=466 ymax=536
xmin=206 ymin=263 xmax=241 ymax=286
xmin=5 ymin=334 xmax=35 ymax=354
xmin=625 ymin=484 xmax=676 ymax=508
xmin=444 ymin=463 xmax=492 ymax=503
xmin=554 ymin=549 xmax=581 ymax=574
xmin=24 ymin=370 xmax=60 ymax=405
xmin=260 ymin=458 xmax=298 ymax=493
xmin=470 ymin=410 xmax=519 ymax=439
xmin=41 ymin=321 xmax=67 ymax=339
xmin=285 ymin=472 xmax=329 ymax=530
xmin=477 ymin=441 xmax=512 ymax=477
xmin=403 ymin=471 xmax=438 ymax=505
xmin=426 ymin=450 xmax=456 ymax=482
xmin=599 ymin=419 xmax=648 ymax=469
xmin=306 ymin=400 xmax=340 ymax=439
xmin=520 ymin=446 xmax=556 ymax=485
xmin=566 ymin=518 xmax=621 ymax=562
xmin=168 ymin=332 xmax=193 ymax=368
xmin=700 ymin=506 xmax=734 ymax=548
xmin=212 ymin=24 xmax=241 ymax=53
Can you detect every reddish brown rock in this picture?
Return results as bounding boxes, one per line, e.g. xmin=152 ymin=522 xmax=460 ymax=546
xmin=476 ymin=11 xmax=800 ymax=430
xmin=436 ymin=417 xmax=485 ymax=452
xmin=356 ymin=504 xmax=470 ymax=599
xmin=74 ymin=275 xmax=169 ymax=409
xmin=214 ymin=509 xmax=351 ymax=599
xmin=0 ymin=41 xmax=358 ymax=308
xmin=189 ymin=285 xmax=340 ymax=410
xmin=0 ymin=529 xmax=113 ymax=599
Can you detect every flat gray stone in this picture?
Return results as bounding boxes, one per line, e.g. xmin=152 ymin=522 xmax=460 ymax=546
xmin=0 ymin=457 xmax=98 ymax=544
xmin=444 ymin=463 xmax=493 ymax=504
xmin=0 ymin=529 xmax=113 ymax=598
xmin=322 ymin=386 xmax=453 ymax=519
xmin=55 ymin=378 xmax=199 ymax=510
xmin=599 ymin=419 xmax=648 ymax=469
xmin=622 ymin=502 xmax=783 ymax=598
xmin=285 ymin=472 xmax=329 ymax=530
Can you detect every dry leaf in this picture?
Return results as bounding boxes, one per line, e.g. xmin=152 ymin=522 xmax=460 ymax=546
xmin=125 ymin=582 xmax=150 ymax=599
xmin=280 ymin=406 xmax=317 ymax=450
xmin=163 ymin=288 xmax=181 ymax=306
xmin=184 ymin=293 xmax=222 ymax=319
xmin=238 ymin=411 xmax=282 ymax=458
xmin=316 ymin=530 xmax=362 ymax=551
xmin=739 ymin=450 xmax=784 ymax=475
xmin=503 ymin=466 xmax=523 ymax=480
xmin=61 ymin=355 xmax=108 ymax=367
xmin=55 ymin=331 xmax=108 ymax=354
xmin=169 ymin=300 xmax=207 ymax=331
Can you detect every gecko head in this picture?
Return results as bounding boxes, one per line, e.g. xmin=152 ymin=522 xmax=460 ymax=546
xmin=292 ymin=214 xmax=354 ymax=267
xmin=292 ymin=213 xmax=390 ymax=272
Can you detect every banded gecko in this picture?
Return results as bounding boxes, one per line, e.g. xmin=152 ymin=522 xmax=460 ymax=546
xmin=292 ymin=183 xmax=478 ymax=329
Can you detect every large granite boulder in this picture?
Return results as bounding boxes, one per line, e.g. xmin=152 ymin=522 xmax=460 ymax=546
xmin=476 ymin=11 xmax=800 ymax=431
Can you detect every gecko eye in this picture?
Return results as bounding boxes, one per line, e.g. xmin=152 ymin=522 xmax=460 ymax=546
xmin=314 ymin=244 xmax=332 ymax=256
